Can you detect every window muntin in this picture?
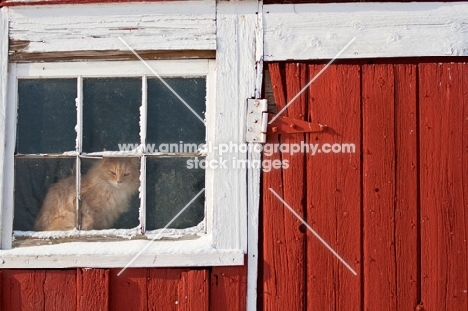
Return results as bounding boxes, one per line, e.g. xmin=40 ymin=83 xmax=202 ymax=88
xmin=10 ymin=60 xmax=212 ymax=246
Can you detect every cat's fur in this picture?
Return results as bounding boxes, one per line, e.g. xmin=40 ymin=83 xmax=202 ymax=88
xmin=34 ymin=157 xmax=140 ymax=231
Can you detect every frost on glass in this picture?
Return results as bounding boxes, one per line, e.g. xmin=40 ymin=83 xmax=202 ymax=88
xmin=83 ymin=78 xmax=141 ymax=153
xmin=14 ymin=74 xmax=207 ymax=238
xmin=147 ymin=77 xmax=206 ymax=147
xmin=146 ymin=157 xmax=205 ymax=230
xmin=16 ymin=79 xmax=77 ymax=154
xmin=14 ymin=158 xmax=76 ymax=231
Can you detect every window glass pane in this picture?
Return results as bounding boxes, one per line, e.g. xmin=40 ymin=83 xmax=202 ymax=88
xmin=17 ymin=79 xmax=77 ymax=154
xmin=147 ymin=78 xmax=206 ymax=147
xmin=14 ymin=157 xmax=76 ymax=231
xmin=83 ymin=78 xmax=141 ymax=152
xmin=146 ymin=157 xmax=205 ymax=230
xmin=79 ymin=157 xmax=140 ymax=230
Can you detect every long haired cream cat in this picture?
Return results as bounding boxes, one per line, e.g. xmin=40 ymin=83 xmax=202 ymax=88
xmin=34 ymin=157 xmax=140 ymax=231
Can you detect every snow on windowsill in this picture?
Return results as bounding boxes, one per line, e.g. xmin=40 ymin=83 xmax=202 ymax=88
xmin=13 ymin=221 xmax=205 ymax=240
xmin=1 ymin=233 xmax=218 ymax=257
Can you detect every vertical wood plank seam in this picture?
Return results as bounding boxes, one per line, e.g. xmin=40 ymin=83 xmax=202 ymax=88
xmin=247 ymin=1 xmax=263 ymax=310
xmin=392 ymin=64 xmax=399 ymax=307
xmin=359 ymin=64 xmax=365 ymax=311
xmin=464 ymin=63 xmax=468 ymax=311
xmin=415 ymin=63 xmax=423 ymax=307
xmin=462 ymin=63 xmax=468 ymax=311
xmin=302 ymin=63 xmax=309 ymax=311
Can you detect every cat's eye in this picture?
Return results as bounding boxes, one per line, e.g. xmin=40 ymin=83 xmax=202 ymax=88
xmin=123 ymin=173 xmax=130 ymax=177
xmin=109 ymin=171 xmax=116 ymax=176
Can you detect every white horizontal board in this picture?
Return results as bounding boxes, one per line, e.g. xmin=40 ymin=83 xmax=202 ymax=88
xmin=8 ymin=1 xmax=216 ymax=54
xmin=264 ymin=2 xmax=468 ymax=61
xmin=0 ymin=236 xmax=243 ymax=268
xmin=15 ymin=60 xmax=210 ymax=78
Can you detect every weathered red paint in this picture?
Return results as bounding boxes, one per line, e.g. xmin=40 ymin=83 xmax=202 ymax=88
xmin=0 ymin=267 xmax=245 ymax=310
xmin=210 ymin=266 xmax=247 ymax=311
xmin=306 ymin=64 xmax=361 ymax=310
xmin=260 ymin=60 xmax=467 ymax=310
xmin=419 ymin=63 xmax=468 ymax=310
xmin=393 ymin=64 xmax=419 ymax=309
xmin=77 ymin=269 xmax=109 ymax=311
xmin=261 ymin=63 xmax=305 ymax=311
xmin=2 ymin=270 xmax=76 ymax=311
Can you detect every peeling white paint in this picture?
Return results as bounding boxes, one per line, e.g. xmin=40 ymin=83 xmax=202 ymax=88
xmin=8 ymin=1 xmax=216 ymax=54
xmin=264 ymin=2 xmax=468 ymax=61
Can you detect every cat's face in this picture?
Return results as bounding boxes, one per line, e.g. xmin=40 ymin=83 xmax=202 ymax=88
xmin=99 ymin=157 xmax=140 ymax=188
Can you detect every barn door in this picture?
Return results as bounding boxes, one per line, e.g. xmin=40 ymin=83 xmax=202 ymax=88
xmin=260 ymin=62 xmax=468 ymax=310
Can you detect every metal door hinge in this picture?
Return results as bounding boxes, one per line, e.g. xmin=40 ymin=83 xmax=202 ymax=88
xmin=246 ymin=99 xmax=327 ymax=143
xmin=246 ymin=98 xmax=269 ymax=143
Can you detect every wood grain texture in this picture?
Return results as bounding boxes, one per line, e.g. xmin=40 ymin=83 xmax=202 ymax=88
xmin=77 ymin=269 xmax=109 ymax=311
xmin=2 ymin=0 xmax=171 ymax=6
xmin=178 ymin=270 xmax=209 ymax=311
xmin=109 ymin=269 xmax=148 ymax=311
xmin=261 ymin=63 xmax=304 ymax=311
xmin=7 ymin=1 xmax=216 ymax=55
xmin=419 ymin=63 xmax=468 ymax=310
xmin=1 ymin=270 xmax=76 ymax=311
xmin=393 ymin=64 xmax=419 ymax=309
xmin=263 ymin=2 xmax=468 ymax=61
xmin=2 ymin=270 xmax=46 ymax=311
xmin=211 ymin=0 xmax=258 ymax=251
xmin=9 ymin=50 xmax=216 ymax=63
xmin=279 ymin=62 xmax=307 ymax=310
xmin=306 ymin=64 xmax=361 ymax=310
xmin=362 ymin=64 xmax=398 ymax=310
xmin=258 ymin=63 xmax=288 ymax=310
xmin=43 ymin=270 xmax=77 ymax=311
xmin=210 ymin=266 xmax=247 ymax=311
xmin=147 ymin=269 xmax=181 ymax=311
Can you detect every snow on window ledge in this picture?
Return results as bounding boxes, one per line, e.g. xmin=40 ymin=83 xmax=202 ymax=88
xmin=0 ymin=233 xmax=244 ymax=268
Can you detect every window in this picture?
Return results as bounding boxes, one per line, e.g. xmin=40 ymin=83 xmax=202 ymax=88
xmin=0 ymin=59 xmax=243 ymax=267
xmin=13 ymin=61 xmax=207 ymax=237
xmin=0 ymin=1 xmax=252 ymax=269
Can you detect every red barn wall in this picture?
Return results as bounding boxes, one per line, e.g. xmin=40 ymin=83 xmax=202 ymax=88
xmin=1 ymin=266 xmax=247 ymax=310
xmin=261 ymin=60 xmax=468 ymax=310
xmin=1 ymin=1 xmax=467 ymax=310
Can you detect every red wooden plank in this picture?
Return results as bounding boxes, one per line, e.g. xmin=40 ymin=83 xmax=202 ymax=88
xmin=109 ymin=269 xmax=148 ymax=311
xmin=2 ymin=270 xmax=46 ymax=311
xmin=306 ymin=64 xmax=361 ymax=310
xmin=210 ymin=266 xmax=247 ymax=311
xmin=261 ymin=63 xmax=305 ymax=311
xmin=147 ymin=269 xmax=181 ymax=311
xmin=362 ymin=64 xmax=397 ymax=310
xmin=43 ymin=270 xmax=77 ymax=311
xmin=393 ymin=64 xmax=419 ymax=309
xmin=260 ymin=63 xmax=287 ymax=310
xmin=77 ymin=269 xmax=109 ymax=311
xmin=178 ymin=270 xmax=209 ymax=311
xmin=419 ymin=63 xmax=468 ymax=310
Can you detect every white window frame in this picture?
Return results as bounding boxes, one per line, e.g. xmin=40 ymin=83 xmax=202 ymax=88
xmin=0 ymin=1 xmax=255 ymax=269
